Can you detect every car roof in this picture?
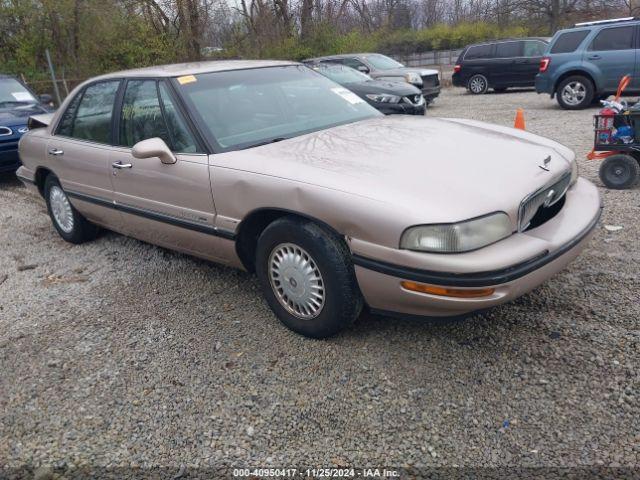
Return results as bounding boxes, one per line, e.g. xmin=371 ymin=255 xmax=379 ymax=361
xmin=89 ymin=60 xmax=299 ymax=81
xmin=304 ymin=53 xmax=380 ymax=62
xmin=467 ymin=37 xmax=549 ymax=47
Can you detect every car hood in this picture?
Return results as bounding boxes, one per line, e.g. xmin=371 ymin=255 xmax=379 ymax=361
xmin=214 ymin=116 xmax=574 ymax=228
xmin=0 ymin=104 xmax=49 ymax=127
xmin=344 ymin=80 xmax=421 ymax=97
xmin=371 ymin=67 xmax=438 ymax=77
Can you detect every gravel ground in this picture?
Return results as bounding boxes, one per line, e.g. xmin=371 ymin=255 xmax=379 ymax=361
xmin=1 ymin=88 xmax=639 ymax=477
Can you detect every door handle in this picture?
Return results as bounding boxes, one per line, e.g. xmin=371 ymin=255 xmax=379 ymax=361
xmin=112 ymin=161 xmax=133 ymax=169
xmin=48 ymin=148 xmax=64 ymax=156
xmin=588 ymin=55 xmax=601 ymax=60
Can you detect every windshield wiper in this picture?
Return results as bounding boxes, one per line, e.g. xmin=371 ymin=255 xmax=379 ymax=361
xmin=238 ymin=137 xmax=289 ymax=150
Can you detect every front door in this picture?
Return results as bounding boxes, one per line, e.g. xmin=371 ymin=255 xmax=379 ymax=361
xmin=109 ymin=79 xmax=227 ymax=262
xmin=520 ymin=40 xmax=548 ymax=86
xmin=586 ymin=24 xmax=636 ymax=91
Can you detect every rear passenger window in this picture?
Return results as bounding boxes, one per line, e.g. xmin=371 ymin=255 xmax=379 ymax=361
xmin=465 ymin=44 xmax=493 ymax=60
xmin=550 ymin=30 xmax=589 ymax=53
xmin=523 ymin=41 xmax=547 ymax=57
xmin=496 ymin=41 xmax=523 ymax=58
xmin=590 ymin=26 xmax=634 ymax=51
xmin=58 ymin=81 xmax=120 ymax=143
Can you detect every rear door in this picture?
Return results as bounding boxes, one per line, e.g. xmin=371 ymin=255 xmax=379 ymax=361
xmin=586 ymin=24 xmax=636 ymax=91
xmin=109 ymin=79 xmax=228 ymax=262
xmin=46 ymin=80 xmax=122 ymax=228
xmin=492 ymin=41 xmax=523 ymax=86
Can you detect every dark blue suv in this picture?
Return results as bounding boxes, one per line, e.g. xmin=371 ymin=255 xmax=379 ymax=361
xmin=536 ymin=18 xmax=640 ymax=109
xmin=0 ymin=75 xmax=52 ymax=174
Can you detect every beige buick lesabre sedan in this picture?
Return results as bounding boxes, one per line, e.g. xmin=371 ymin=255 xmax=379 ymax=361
xmin=17 ymin=60 xmax=602 ymax=338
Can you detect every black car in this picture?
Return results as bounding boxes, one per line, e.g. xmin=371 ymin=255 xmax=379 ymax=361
xmin=0 ymin=74 xmax=52 ymax=173
xmin=309 ymin=63 xmax=425 ymax=115
xmin=452 ymin=38 xmax=549 ymax=94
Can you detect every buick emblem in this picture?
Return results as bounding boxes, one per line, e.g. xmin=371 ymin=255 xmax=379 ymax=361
xmin=539 ymin=155 xmax=551 ymax=171
xmin=543 ymin=189 xmax=555 ymax=207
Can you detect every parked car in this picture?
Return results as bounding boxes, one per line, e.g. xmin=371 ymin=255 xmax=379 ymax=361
xmin=17 ymin=61 xmax=601 ymax=338
xmin=308 ymin=62 xmax=425 ymax=115
xmin=536 ymin=17 xmax=640 ymax=109
xmin=0 ymin=74 xmax=52 ymax=173
xmin=303 ymin=53 xmax=440 ymax=104
xmin=452 ymin=38 xmax=549 ymax=94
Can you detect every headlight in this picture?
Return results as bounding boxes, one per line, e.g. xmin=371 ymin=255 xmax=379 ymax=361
xmin=570 ymin=157 xmax=579 ymax=185
xmin=400 ymin=212 xmax=513 ymax=253
xmin=365 ymin=93 xmax=400 ymax=104
xmin=404 ymin=72 xmax=422 ymax=86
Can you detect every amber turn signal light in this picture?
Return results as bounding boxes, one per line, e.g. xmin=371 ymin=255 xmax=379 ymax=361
xmin=400 ymin=281 xmax=495 ymax=298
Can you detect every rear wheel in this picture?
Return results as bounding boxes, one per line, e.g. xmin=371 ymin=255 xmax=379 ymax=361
xmin=556 ymin=75 xmax=594 ymax=110
xmin=599 ymin=154 xmax=640 ymax=189
xmin=467 ymin=74 xmax=489 ymax=94
xmin=255 ymin=217 xmax=363 ymax=338
xmin=44 ymin=175 xmax=99 ymax=243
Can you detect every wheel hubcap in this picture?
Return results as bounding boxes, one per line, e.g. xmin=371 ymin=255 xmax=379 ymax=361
xmin=50 ymin=186 xmax=74 ymax=233
xmin=562 ymin=81 xmax=586 ymax=106
xmin=268 ymin=243 xmax=325 ymax=320
xmin=607 ymin=163 xmax=630 ymax=184
xmin=470 ymin=77 xmax=485 ymax=93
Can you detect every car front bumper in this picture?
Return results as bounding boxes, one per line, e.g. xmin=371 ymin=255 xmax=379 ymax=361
xmin=0 ymin=141 xmax=21 ymax=173
xmin=350 ymin=177 xmax=601 ymax=317
xmin=421 ymin=86 xmax=440 ymax=100
xmin=377 ymin=102 xmax=426 ymax=116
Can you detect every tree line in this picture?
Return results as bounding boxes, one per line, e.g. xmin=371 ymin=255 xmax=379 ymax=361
xmin=0 ymin=0 xmax=633 ymax=84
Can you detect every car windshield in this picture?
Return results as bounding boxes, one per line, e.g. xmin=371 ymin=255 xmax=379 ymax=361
xmin=363 ymin=54 xmax=404 ymax=70
xmin=177 ymin=65 xmax=381 ymax=151
xmin=0 ymin=77 xmax=37 ymax=107
xmin=314 ymin=64 xmax=371 ymax=84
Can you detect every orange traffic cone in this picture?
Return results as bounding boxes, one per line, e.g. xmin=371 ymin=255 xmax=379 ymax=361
xmin=514 ymin=108 xmax=526 ymax=130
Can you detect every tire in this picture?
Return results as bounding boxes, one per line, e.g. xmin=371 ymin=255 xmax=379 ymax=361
xmin=44 ymin=175 xmax=99 ymax=243
xmin=493 ymin=87 xmax=508 ymax=93
xmin=556 ymin=75 xmax=594 ymax=110
xmin=467 ymin=74 xmax=489 ymax=94
xmin=255 ymin=216 xmax=363 ymax=338
xmin=599 ymin=154 xmax=640 ymax=189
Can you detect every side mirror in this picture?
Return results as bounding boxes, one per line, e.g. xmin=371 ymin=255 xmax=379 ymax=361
xmin=39 ymin=94 xmax=53 ymax=104
xmin=357 ymin=65 xmax=370 ymax=73
xmin=132 ymin=138 xmax=176 ymax=165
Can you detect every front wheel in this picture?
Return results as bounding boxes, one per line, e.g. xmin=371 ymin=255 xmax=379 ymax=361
xmin=44 ymin=175 xmax=99 ymax=243
xmin=467 ymin=74 xmax=489 ymax=94
xmin=556 ymin=75 xmax=594 ymax=110
xmin=599 ymin=154 xmax=640 ymax=189
xmin=255 ymin=217 xmax=363 ymax=338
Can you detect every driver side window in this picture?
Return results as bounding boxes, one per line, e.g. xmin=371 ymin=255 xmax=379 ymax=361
xmin=119 ymin=79 xmax=199 ymax=153
xmin=119 ymin=80 xmax=170 ymax=148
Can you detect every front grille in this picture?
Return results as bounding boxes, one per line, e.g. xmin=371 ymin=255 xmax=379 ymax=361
xmin=0 ymin=126 xmax=12 ymax=136
xmin=421 ymin=74 xmax=439 ymax=88
xmin=403 ymin=94 xmax=423 ymax=105
xmin=518 ymin=172 xmax=571 ymax=232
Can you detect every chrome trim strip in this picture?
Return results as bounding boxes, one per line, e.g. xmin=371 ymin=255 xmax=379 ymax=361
xmin=65 ymin=189 xmax=236 ymax=240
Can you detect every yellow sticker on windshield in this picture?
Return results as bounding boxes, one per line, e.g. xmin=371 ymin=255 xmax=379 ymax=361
xmin=177 ymin=75 xmax=197 ymax=85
